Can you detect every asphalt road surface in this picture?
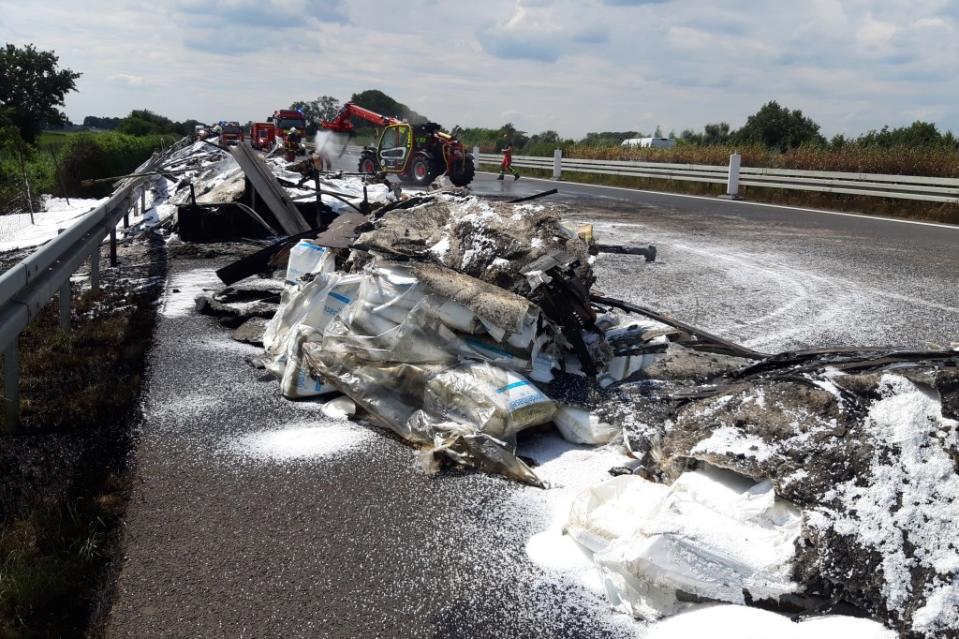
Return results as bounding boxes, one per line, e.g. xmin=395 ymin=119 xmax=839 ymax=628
xmin=105 ymin=181 xmax=959 ymax=638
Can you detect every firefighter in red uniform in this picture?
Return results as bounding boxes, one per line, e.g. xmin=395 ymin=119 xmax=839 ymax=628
xmin=497 ymin=135 xmax=521 ymax=181
xmin=285 ymin=127 xmax=301 ymax=161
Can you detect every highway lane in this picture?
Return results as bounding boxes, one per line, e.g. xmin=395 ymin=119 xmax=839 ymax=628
xmin=105 ymin=261 xmax=631 ymax=639
xmin=472 ymin=172 xmax=959 ymax=351
xmin=105 ymin=181 xmax=958 ymax=638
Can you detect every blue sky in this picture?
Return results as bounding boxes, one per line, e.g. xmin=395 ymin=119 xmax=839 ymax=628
xmin=1 ymin=0 xmax=957 ymax=138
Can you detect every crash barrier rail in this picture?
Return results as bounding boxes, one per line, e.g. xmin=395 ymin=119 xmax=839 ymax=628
xmin=0 ymin=137 xmax=191 ymax=432
xmin=474 ymin=149 xmax=959 ymax=204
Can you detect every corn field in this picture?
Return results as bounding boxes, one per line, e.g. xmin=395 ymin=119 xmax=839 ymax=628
xmin=561 ymin=144 xmax=959 ymax=178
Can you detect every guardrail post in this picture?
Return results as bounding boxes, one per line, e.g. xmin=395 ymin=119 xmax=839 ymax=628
xmin=726 ymin=152 xmax=741 ymax=198
xmin=553 ymin=149 xmax=563 ymax=180
xmin=90 ymin=247 xmax=100 ymax=292
xmin=2 ymin=342 xmax=19 ymax=433
xmin=55 ymin=229 xmax=71 ymax=331
xmin=59 ymin=281 xmax=71 ymax=331
xmin=472 ymin=146 xmax=480 ymax=166
xmin=110 ymin=227 xmax=118 ymax=267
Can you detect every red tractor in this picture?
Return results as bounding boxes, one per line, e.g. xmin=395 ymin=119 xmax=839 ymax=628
xmin=321 ymin=103 xmax=475 ymax=187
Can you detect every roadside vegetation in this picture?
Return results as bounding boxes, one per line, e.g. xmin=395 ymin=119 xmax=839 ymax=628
xmin=460 ymin=103 xmax=959 ymax=178
xmin=1 ymin=43 xmax=168 ymax=638
xmin=462 ymin=101 xmax=958 ymax=221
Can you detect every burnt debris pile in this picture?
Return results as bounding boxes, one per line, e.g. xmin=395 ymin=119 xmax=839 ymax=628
xmin=174 ymin=139 xmax=957 ymax=638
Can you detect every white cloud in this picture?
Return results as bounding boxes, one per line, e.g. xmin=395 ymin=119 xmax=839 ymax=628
xmin=107 ymin=74 xmax=145 ymax=86
xmin=856 ymin=15 xmax=899 ymax=50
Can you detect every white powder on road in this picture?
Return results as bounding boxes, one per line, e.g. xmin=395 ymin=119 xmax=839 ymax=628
xmin=226 ymin=421 xmax=373 ymax=462
xmin=645 ymin=604 xmax=894 ymax=638
xmin=161 ymin=268 xmax=218 ymax=318
xmin=514 ymin=432 xmax=631 ymax=593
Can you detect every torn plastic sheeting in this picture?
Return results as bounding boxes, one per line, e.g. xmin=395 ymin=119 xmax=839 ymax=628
xmin=566 ymin=474 xmax=670 ymax=553
xmin=263 ymin=240 xmax=336 ymax=353
xmin=566 ymin=467 xmax=803 ymax=620
xmin=304 ymin=348 xmax=551 ymax=485
xmin=553 ymin=404 xmax=620 ymax=445
xmin=324 ymin=294 xmax=465 ymax=365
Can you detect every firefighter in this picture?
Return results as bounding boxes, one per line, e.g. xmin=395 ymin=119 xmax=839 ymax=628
xmin=497 ymin=135 xmax=520 ymax=181
xmin=285 ymin=127 xmax=301 ymax=161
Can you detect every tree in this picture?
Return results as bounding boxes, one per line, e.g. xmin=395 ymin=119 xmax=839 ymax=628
xmin=497 ymin=123 xmax=528 ymax=150
xmin=118 ymin=109 xmax=172 ymax=135
xmin=0 ymin=43 xmax=81 ymax=144
xmin=856 ymin=121 xmax=951 ymax=148
xmin=581 ymin=131 xmax=640 ymax=146
xmin=702 ymin=122 xmax=732 ymax=146
xmin=82 ymin=115 xmax=122 ymax=130
xmin=350 ymin=89 xmax=428 ymax=125
xmin=735 ymin=101 xmax=824 ymax=151
xmin=290 ymin=95 xmax=341 ymax=134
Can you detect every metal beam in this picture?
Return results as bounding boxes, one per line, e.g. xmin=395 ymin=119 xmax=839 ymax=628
xmin=230 ymin=142 xmax=310 ymax=235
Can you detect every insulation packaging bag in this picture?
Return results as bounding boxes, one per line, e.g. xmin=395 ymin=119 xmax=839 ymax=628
xmin=566 ymin=474 xmax=670 ymax=553
xmin=284 ymin=240 xmax=333 ymax=289
xmin=280 ymin=326 xmax=336 ymax=399
xmin=263 ymin=241 xmax=335 ymax=352
xmin=421 ymin=362 xmax=556 ymax=439
xmin=262 ymin=272 xmax=339 ymax=378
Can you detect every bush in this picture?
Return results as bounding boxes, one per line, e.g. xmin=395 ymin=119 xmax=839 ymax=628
xmin=54 ymin=132 xmax=167 ymax=197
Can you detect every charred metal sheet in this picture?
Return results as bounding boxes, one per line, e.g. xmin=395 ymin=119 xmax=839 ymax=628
xmin=312 ymin=211 xmax=370 ymax=249
xmin=216 ymin=226 xmax=326 ymax=285
xmin=592 ymin=294 xmax=768 ymax=360
xmin=594 ymin=243 xmax=657 ymax=262
xmin=508 ymin=188 xmax=558 ymax=204
xmin=230 ymin=142 xmax=311 ymax=235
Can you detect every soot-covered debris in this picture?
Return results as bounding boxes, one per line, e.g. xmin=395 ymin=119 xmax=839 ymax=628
xmin=167 ymin=139 xmax=957 ymax=638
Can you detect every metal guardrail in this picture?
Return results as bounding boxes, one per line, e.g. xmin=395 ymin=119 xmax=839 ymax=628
xmin=475 ymin=149 xmax=959 ymax=204
xmin=0 ymin=137 xmax=191 ymax=432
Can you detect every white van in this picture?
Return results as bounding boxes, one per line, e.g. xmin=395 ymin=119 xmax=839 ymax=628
xmin=621 ymin=137 xmax=676 ymax=149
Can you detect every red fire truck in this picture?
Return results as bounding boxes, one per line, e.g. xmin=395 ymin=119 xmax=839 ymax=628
xmin=269 ymin=110 xmax=307 ymax=141
xmin=250 ymin=122 xmax=276 ymax=150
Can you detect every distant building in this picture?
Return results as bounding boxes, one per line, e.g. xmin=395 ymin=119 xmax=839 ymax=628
xmin=621 ymin=137 xmax=676 ymax=149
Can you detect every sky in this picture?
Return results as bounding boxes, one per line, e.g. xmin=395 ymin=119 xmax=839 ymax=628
xmin=1 ymin=0 xmax=958 ymax=139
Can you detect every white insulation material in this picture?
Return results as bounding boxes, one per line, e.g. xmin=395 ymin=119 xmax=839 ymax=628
xmin=567 ymin=467 xmax=803 ymax=620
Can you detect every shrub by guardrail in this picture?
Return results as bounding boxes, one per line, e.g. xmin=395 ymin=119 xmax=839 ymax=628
xmin=0 ymin=133 xmax=174 ymax=214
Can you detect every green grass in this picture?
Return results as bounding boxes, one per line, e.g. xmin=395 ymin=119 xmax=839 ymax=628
xmin=1 ymin=131 xmax=169 ymax=211
xmin=36 ymin=130 xmax=93 ymax=150
xmin=481 ymin=163 xmax=959 ymax=225
xmin=0 ymin=274 xmax=162 ymax=638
